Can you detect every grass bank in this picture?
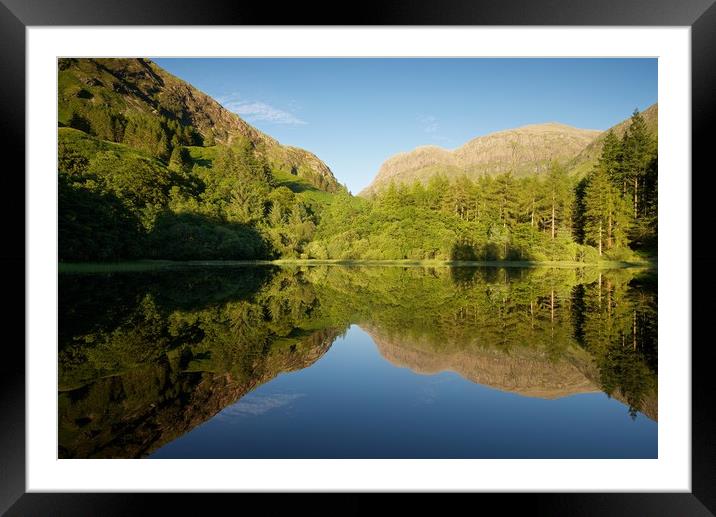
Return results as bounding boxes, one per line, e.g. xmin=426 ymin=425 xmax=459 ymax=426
xmin=59 ymin=257 xmax=656 ymax=273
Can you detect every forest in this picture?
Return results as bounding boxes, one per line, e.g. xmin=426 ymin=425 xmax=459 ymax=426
xmin=310 ymin=109 xmax=656 ymax=262
xmin=57 ymin=56 xmax=657 ymax=263
xmin=59 ymin=109 xmax=657 ymax=263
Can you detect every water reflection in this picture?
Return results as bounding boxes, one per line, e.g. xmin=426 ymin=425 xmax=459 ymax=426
xmin=59 ymin=265 xmax=657 ymax=458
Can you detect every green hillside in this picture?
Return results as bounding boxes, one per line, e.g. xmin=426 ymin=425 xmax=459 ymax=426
xmin=58 ymin=124 xmax=339 ymax=261
xmin=58 ymin=58 xmax=350 ymax=262
xmin=567 ymin=103 xmax=658 ymax=180
xmin=58 ymin=58 xmax=657 ymax=263
xmin=58 ymin=57 xmax=340 ymax=192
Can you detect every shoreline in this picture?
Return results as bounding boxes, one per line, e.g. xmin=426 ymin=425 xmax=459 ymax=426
xmin=58 ymin=258 xmax=657 ymax=274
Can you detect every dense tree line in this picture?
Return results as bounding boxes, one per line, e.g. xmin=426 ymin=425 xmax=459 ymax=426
xmin=59 ymin=109 xmax=656 ymax=263
xmin=58 ymin=129 xmax=323 ymax=261
xmin=308 ymin=163 xmax=582 ymax=261
xmin=307 ymin=109 xmax=656 ymax=261
xmin=59 ymin=266 xmax=346 ymax=457
xmin=581 ymin=110 xmax=658 ymax=252
xmin=64 ymin=103 xmax=204 ymax=163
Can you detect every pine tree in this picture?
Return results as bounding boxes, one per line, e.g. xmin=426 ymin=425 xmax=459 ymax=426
xmin=380 ymin=181 xmax=402 ymax=211
xmin=583 ymin=168 xmax=610 ymax=255
xmin=213 ymin=146 xmax=237 ymax=176
xmin=492 ymin=172 xmax=518 ymax=228
xmin=409 ymin=180 xmax=428 ymax=208
xmin=599 ymin=130 xmax=623 ymax=189
xmin=542 ymin=162 xmax=572 ymax=240
xmin=517 ymin=175 xmax=540 ymax=228
xmin=424 ymin=174 xmax=449 ymax=211
xmin=621 ymin=109 xmax=653 ymax=218
xmin=584 ymin=145 xmax=633 ymax=254
xmin=449 ymin=175 xmax=474 ymax=220
xmin=611 ymin=190 xmax=633 ymax=250
xmin=489 ymin=173 xmax=518 ymax=258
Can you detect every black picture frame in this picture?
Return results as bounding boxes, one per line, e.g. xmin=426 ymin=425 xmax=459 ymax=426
xmin=2 ymin=0 xmax=713 ymax=514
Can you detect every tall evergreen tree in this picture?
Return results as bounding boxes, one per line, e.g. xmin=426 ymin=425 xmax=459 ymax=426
xmin=583 ymin=167 xmax=630 ymax=254
xmin=583 ymin=131 xmax=638 ymax=255
xmin=583 ymin=168 xmax=609 ymax=255
xmin=542 ymin=162 xmax=572 ymax=240
xmin=621 ymin=109 xmax=653 ymax=218
xmin=599 ymin=130 xmax=623 ymax=190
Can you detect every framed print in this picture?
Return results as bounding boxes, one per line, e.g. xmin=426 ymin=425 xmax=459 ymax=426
xmin=2 ymin=0 xmax=714 ymax=514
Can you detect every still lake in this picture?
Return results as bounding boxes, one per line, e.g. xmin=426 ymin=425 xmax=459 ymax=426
xmin=58 ymin=264 xmax=657 ymax=459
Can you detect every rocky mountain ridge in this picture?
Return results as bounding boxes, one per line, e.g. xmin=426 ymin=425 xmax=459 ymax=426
xmin=361 ymin=104 xmax=658 ymax=196
xmin=361 ymin=122 xmax=601 ymax=196
xmin=58 ymin=57 xmax=340 ymax=192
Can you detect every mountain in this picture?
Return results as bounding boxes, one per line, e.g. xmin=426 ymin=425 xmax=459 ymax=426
xmin=59 ymin=327 xmax=341 ymax=458
xmin=58 ymin=57 xmax=340 ymax=192
xmin=360 ymin=104 xmax=658 ymax=197
xmin=567 ymin=103 xmax=658 ymax=178
xmin=364 ymin=325 xmax=598 ymax=400
xmin=364 ymin=325 xmax=657 ymax=420
xmin=360 ymin=123 xmax=601 ymax=197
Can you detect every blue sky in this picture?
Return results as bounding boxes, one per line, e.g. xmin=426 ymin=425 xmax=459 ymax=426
xmin=153 ymin=58 xmax=657 ymax=193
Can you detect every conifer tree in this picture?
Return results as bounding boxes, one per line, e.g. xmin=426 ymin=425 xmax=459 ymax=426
xmin=599 ymin=130 xmax=623 ymax=190
xmin=621 ymin=109 xmax=653 ymax=218
xmin=542 ymin=162 xmax=572 ymax=240
xmin=380 ymin=180 xmax=402 ymax=211
xmin=584 ymin=147 xmax=633 ymax=254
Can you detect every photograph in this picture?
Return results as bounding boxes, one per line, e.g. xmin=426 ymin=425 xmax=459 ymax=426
xmin=2 ymin=9 xmax=708 ymax=511
xmin=57 ymin=56 xmax=659 ymax=460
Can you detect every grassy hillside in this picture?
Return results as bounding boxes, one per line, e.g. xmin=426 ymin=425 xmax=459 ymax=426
xmin=58 ymin=58 xmax=340 ymax=193
xmin=58 ymin=59 xmax=656 ymax=264
xmin=58 ymin=58 xmax=350 ymax=262
xmin=567 ymin=103 xmax=658 ymax=179
xmin=60 ymin=126 xmax=165 ymax=165
xmin=185 ymin=144 xmax=334 ymax=204
xmin=58 ymin=124 xmax=339 ymax=262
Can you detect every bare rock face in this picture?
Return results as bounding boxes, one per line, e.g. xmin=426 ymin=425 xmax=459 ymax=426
xmin=455 ymin=123 xmax=601 ymax=173
xmin=361 ymin=123 xmax=601 ymax=197
xmin=361 ymin=103 xmax=660 ymax=197
xmin=363 ymin=325 xmax=598 ymax=400
xmin=363 ymin=324 xmax=658 ymax=421
xmin=378 ymin=145 xmax=458 ymax=177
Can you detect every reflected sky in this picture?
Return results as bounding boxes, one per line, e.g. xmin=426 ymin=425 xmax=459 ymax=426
xmin=151 ymin=325 xmax=657 ymax=459
xmin=59 ymin=265 xmax=657 ymax=459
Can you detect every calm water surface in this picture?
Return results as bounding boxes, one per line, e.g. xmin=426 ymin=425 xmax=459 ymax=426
xmin=58 ymin=265 xmax=657 ymax=459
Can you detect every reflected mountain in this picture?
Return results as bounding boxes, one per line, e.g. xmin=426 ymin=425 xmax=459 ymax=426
xmin=364 ymin=325 xmax=656 ymax=421
xmin=365 ymin=325 xmax=598 ymax=399
xmin=59 ymin=264 xmax=657 ymax=458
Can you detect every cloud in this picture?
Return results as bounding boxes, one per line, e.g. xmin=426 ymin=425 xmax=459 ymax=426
xmin=232 ymin=101 xmax=307 ymax=125
xmin=218 ymin=93 xmax=307 ymax=125
xmin=418 ymin=114 xmax=439 ymax=134
xmin=416 ymin=115 xmax=451 ymax=144
xmin=218 ymin=393 xmax=305 ymax=418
